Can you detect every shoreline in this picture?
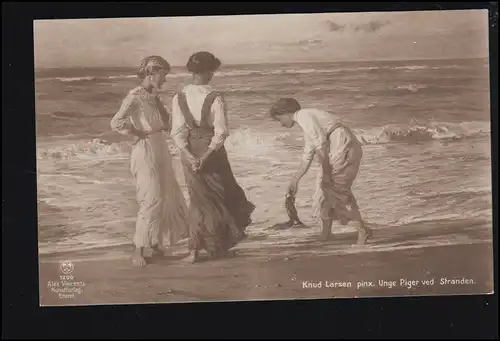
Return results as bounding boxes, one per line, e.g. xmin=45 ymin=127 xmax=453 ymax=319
xmin=38 ymin=216 xmax=492 ymax=262
xmin=38 ymin=218 xmax=494 ymax=306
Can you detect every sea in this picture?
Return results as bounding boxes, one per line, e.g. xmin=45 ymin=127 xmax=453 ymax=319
xmin=35 ymin=58 xmax=493 ymax=259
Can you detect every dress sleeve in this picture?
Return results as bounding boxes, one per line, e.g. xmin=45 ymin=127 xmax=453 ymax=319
xmin=309 ymin=115 xmax=328 ymax=150
xmin=302 ymin=134 xmax=317 ymax=162
xmin=170 ymin=93 xmax=189 ymax=150
xmin=110 ymin=91 xmax=137 ymax=135
xmin=155 ymin=95 xmax=171 ymax=132
xmin=208 ymin=95 xmax=230 ymax=151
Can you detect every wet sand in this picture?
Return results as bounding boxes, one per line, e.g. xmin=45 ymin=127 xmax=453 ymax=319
xmin=38 ymin=219 xmax=494 ymax=306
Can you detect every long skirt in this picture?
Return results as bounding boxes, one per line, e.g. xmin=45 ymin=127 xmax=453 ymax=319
xmin=312 ymin=126 xmax=363 ymax=225
xmin=181 ymin=133 xmax=255 ymax=255
xmin=130 ymin=132 xmax=189 ymax=249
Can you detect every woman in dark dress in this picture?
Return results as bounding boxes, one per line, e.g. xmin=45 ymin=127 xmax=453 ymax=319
xmin=170 ymin=51 xmax=255 ymax=263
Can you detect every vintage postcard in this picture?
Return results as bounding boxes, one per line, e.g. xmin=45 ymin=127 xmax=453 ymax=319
xmin=35 ymin=9 xmax=494 ymax=306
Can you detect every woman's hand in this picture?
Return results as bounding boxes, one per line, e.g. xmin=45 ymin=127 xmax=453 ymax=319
xmin=182 ymin=148 xmax=200 ymax=172
xmin=287 ymin=155 xmax=313 ymax=197
xmin=187 ymin=154 xmax=200 ymax=172
xmin=195 ymin=148 xmax=214 ymax=173
xmin=130 ymin=128 xmax=147 ymax=144
xmin=129 ymin=126 xmax=146 ymax=137
xmin=321 ymin=174 xmax=333 ymax=189
xmin=195 ymin=156 xmax=207 ymax=173
xmin=287 ymin=177 xmax=299 ymax=197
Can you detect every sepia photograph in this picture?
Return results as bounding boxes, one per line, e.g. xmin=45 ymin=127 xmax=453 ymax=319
xmin=34 ymin=9 xmax=494 ymax=306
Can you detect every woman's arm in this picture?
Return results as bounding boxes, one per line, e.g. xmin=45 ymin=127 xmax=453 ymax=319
xmin=156 ymin=96 xmax=171 ymax=132
xmin=288 ymin=113 xmax=329 ymax=195
xmin=295 ymin=146 xmax=315 ymax=182
xmin=170 ymin=94 xmax=190 ymax=149
xmin=316 ymin=147 xmax=332 ymax=175
xmin=200 ymin=95 xmax=229 ymax=163
xmin=110 ymin=91 xmax=138 ymax=136
xmin=287 ymin=140 xmax=315 ymax=196
xmin=171 ymin=94 xmax=199 ymax=170
xmin=292 ymin=144 xmax=331 ymax=191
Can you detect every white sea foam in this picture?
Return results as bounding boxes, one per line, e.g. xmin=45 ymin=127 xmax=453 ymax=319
xmin=36 ymin=121 xmax=491 ymax=161
xmin=48 ymin=64 xmax=461 ymax=83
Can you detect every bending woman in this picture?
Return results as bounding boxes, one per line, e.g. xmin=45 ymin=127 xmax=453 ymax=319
xmin=110 ymin=56 xmax=189 ymax=267
xmin=170 ymin=51 xmax=255 ymax=263
xmin=269 ymin=98 xmax=372 ymax=245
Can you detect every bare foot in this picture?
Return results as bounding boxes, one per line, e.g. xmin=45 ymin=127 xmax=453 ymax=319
xmin=357 ymin=227 xmax=373 ymax=245
xmin=132 ymin=250 xmax=147 ymax=267
xmin=222 ymin=250 xmax=237 ymax=258
xmin=181 ymin=251 xmax=199 ymax=264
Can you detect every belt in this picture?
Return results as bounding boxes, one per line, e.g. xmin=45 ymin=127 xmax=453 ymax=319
xmin=326 ymin=123 xmax=345 ymax=138
xmin=325 ymin=123 xmax=361 ymax=147
xmin=140 ymin=129 xmax=167 ymax=138
xmin=132 ymin=129 xmax=166 ymax=145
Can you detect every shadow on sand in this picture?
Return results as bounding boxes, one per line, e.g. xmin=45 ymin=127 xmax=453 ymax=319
xmin=238 ymin=217 xmax=492 ymax=258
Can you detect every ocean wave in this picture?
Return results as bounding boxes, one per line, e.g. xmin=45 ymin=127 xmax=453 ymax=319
xmin=55 ymin=76 xmax=98 ymax=82
xmin=355 ymin=121 xmax=490 ymax=145
xmin=49 ymin=111 xmax=94 ymax=120
xmin=50 ymin=69 xmax=334 ymax=83
xmin=392 ymin=83 xmax=428 ymax=92
xmin=37 ymin=139 xmax=134 ymax=160
xmin=37 ymin=121 xmax=490 ymax=161
xmin=55 ymin=75 xmax=135 ymax=83
xmin=394 ymin=65 xmax=428 ymax=70
xmin=36 ymin=129 xmax=279 ymax=161
xmin=225 ymin=128 xmax=280 ymax=150
xmin=417 ymin=187 xmax=492 ymax=201
xmin=47 ymin=64 xmax=458 ymax=83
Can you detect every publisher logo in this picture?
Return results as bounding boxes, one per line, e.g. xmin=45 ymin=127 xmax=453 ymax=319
xmin=59 ymin=260 xmax=74 ymax=275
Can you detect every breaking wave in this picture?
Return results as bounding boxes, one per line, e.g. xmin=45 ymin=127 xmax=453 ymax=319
xmin=392 ymin=83 xmax=428 ymax=92
xmin=355 ymin=121 xmax=490 ymax=145
xmin=36 ymin=129 xmax=280 ymax=161
xmin=37 ymin=139 xmax=133 ymax=160
xmin=55 ymin=76 xmax=99 ymax=82
xmin=37 ymin=121 xmax=490 ymax=161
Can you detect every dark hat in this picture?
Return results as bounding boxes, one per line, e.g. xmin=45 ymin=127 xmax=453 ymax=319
xmin=269 ymin=98 xmax=301 ymax=119
xmin=186 ymin=51 xmax=221 ymax=74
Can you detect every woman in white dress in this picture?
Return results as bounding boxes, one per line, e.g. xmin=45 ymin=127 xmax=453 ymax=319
xmin=111 ymin=56 xmax=189 ymax=267
xmin=170 ymin=51 xmax=255 ymax=263
xmin=269 ymin=98 xmax=372 ymax=245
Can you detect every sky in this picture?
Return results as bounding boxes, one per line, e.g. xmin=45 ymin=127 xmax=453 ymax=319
xmin=33 ymin=10 xmax=490 ymax=68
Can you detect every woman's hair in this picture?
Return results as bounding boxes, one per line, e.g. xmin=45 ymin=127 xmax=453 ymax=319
xmin=186 ymin=51 xmax=221 ymax=74
xmin=269 ymin=98 xmax=301 ymax=120
xmin=137 ymin=55 xmax=171 ymax=79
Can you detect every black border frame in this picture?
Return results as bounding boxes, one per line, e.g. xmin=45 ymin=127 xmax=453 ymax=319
xmin=2 ymin=2 xmax=498 ymax=338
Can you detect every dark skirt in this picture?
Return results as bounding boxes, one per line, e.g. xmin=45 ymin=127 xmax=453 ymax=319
xmin=181 ymin=129 xmax=255 ymax=254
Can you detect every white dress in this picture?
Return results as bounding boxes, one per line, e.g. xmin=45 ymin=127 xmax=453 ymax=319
xmin=111 ymin=86 xmax=189 ymax=249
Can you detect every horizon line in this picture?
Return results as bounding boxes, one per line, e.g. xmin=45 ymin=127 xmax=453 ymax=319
xmin=34 ymin=56 xmax=488 ymax=71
